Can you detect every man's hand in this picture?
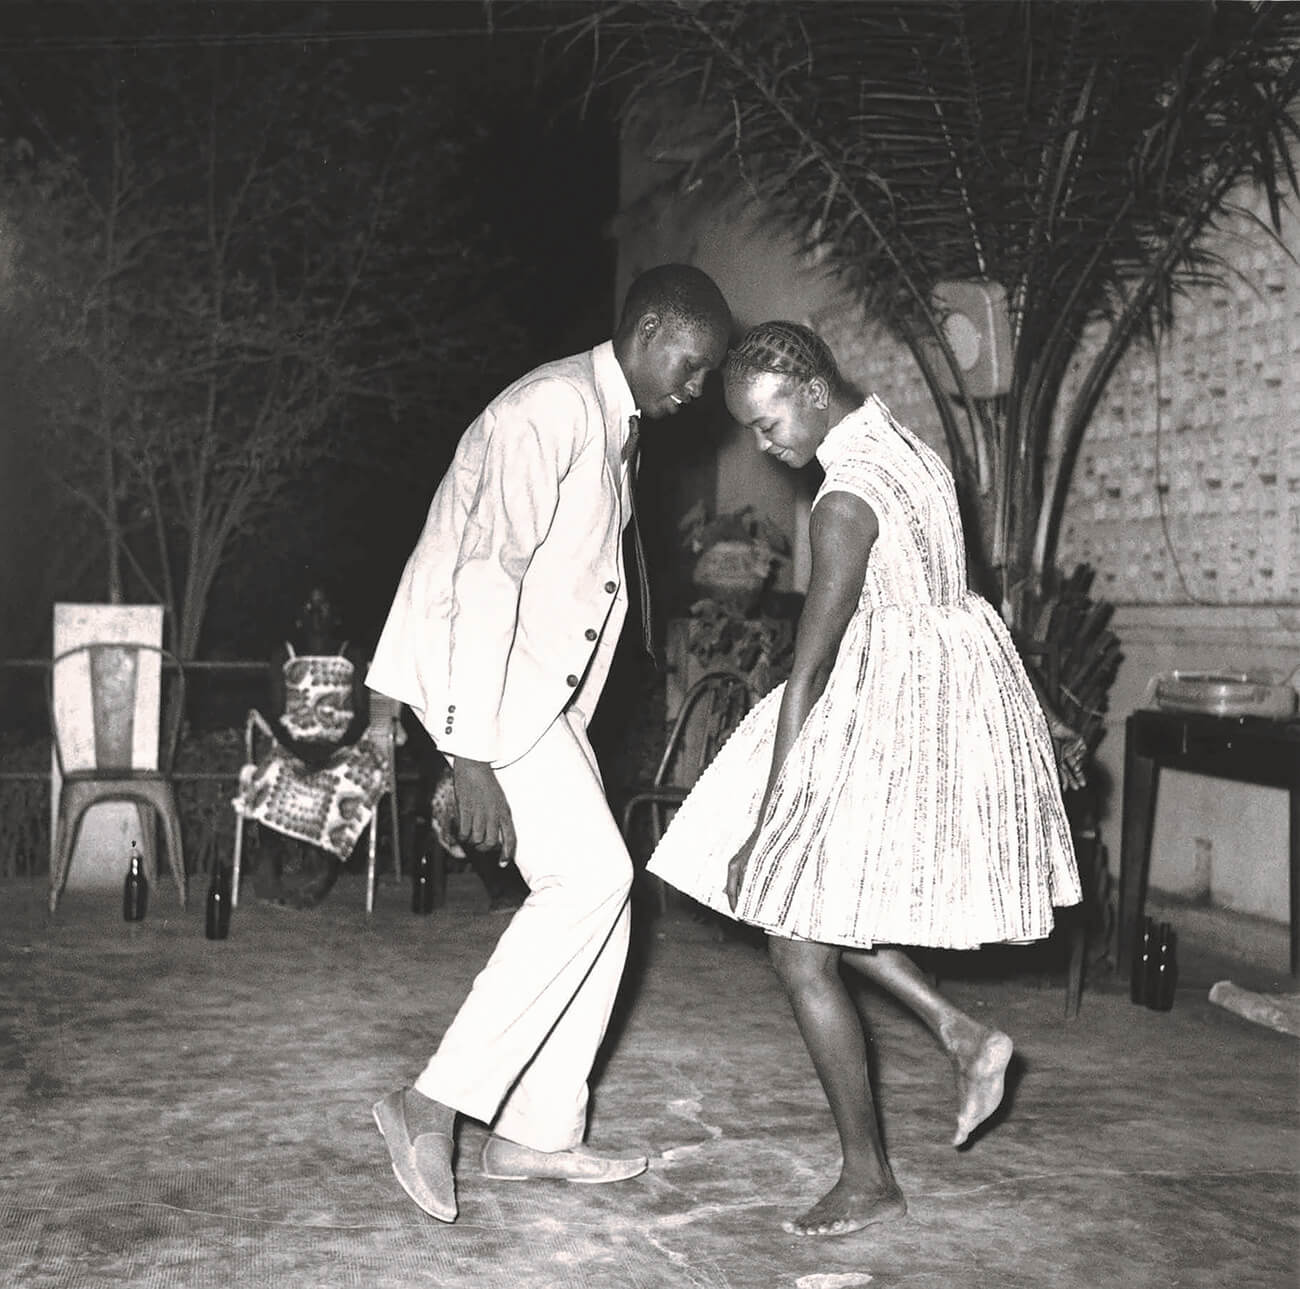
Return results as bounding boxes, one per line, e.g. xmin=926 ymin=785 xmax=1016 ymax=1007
xmin=452 ymin=758 xmax=517 ymax=864
xmin=725 ymin=830 xmax=759 ymax=912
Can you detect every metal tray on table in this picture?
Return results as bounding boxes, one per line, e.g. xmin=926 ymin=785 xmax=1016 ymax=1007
xmin=1152 ymin=670 xmax=1297 ymax=719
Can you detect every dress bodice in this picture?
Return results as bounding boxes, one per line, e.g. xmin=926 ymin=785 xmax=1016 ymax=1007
xmin=814 ymin=395 xmax=969 ymax=609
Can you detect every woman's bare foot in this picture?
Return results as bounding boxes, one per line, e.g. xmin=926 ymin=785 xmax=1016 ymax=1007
xmin=942 ymin=1018 xmax=1014 ymax=1146
xmin=782 ymin=1174 xmax=907 ymax=1238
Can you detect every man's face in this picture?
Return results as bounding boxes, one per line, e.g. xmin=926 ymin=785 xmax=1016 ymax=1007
xmin=630 ymin=314 xmax=729 ymax=420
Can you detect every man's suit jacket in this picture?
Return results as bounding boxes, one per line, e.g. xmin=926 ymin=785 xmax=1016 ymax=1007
xmin=367 ymin=341 xmax=635 ymax=769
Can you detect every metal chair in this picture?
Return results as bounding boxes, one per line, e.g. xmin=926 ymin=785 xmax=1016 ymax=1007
xmin=47 ymin=642 xmax=187 ymax=914
xmin=621 ymin=670 xmax=757 ymax=912
xmin=230 ymin=691 xmax=405 ymax=914
xmin=360 ymin=692 xmax=406 ymax=911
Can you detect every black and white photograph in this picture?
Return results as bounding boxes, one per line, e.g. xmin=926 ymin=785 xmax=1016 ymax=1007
xmin=1 ymin=3 xmax=1297 ymax=1286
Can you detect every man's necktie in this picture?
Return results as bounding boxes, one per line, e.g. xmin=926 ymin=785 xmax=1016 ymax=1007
xmin=623 ymin=415 xmax=655 ymax=659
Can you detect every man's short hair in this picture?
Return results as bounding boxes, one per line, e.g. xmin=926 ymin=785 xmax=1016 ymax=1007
xmin=618 ymin=264 xmax=730 ymax=337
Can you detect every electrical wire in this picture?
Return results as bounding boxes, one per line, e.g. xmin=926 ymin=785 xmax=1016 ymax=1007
xmin=1152 ymin=321 xmax=1211 ymax=605
xmin=1152 ymin=315 xmax=1298 ymax=635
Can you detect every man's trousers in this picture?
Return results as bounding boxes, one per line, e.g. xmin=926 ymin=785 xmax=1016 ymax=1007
xmin=413 ymin=708 xmax=633 ymax=1152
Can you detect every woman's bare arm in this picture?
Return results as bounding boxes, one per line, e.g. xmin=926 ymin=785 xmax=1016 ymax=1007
xmin=726 ymin=489 xmax=877 ymax=908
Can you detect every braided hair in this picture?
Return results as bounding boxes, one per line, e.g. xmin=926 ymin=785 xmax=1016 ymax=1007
xmin=724 ymin=321 xmax=840 ymax=386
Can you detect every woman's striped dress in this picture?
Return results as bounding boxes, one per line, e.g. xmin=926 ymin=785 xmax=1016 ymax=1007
xmin=647 ymin=396 xmax=1080 ymax=949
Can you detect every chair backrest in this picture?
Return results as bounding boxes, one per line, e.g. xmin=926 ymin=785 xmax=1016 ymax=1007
xmin=364 ymin=692 xmax=403 ymax=776
xmin=365 ymin=692 xmax=400 ymax=734
xmin=654 ymin=670 xmax=756 ymax=791
xmin=47 ymin=643 xmax=185 ymax=778
xmin=280 ymin=652 xmax=356 ymax=744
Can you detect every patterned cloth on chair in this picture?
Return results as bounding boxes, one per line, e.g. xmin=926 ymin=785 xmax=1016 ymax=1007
xmin=427 ymin=764 xmax=467 ymax=860
xmin=233 ymin=647 xmax=388 ymax=861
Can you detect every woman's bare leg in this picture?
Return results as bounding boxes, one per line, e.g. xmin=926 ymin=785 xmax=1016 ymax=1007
xmin=768 ymin=934 xmax=907 ymax=1236
xmin=840 ymin=946 xmax=1012 ymax=1146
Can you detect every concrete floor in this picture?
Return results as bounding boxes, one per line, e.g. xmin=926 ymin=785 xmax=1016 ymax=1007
xmin=1 ymin=871 xmax=1297 ymax=1289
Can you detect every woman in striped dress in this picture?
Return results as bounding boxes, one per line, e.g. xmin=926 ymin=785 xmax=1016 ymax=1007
xmin=647 ymin=322 xmax=1082 ymax=1238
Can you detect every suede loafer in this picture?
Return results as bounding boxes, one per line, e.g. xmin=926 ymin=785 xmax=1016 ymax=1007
xmin=372 ymin=1088 xmax=457 ymax=1222
xmin=481 ymin=1137 xmax=648 ymax=1184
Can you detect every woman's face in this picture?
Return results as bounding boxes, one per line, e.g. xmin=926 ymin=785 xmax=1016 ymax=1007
xmin=724 ymin=368 xmax=828 ymax=469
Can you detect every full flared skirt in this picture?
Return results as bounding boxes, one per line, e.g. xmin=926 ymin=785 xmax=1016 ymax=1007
xmin=647 ymin=596 xmax=1081 ymax=950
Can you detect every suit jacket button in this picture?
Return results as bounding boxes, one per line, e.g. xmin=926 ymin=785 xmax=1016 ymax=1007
xmin=604 ymin=580 xmax=616 ymax=593
xmin=585 ymin=628 xmax=598 ymax=641
xmin=566 ymin=674 xmax=579 ymax=687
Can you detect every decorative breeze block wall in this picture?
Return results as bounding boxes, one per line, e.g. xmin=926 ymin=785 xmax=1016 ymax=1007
xmin=811 ymin=190 xmax=1299 ymax=606
xmin=1058 ymin=194 xmax=1299 ymax=605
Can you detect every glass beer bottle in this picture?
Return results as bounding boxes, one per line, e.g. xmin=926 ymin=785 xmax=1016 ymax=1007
xmin=205 ymin=864 xmax=231 ymax=940
xmin=123 ymin=840 xmax=148 ymax=922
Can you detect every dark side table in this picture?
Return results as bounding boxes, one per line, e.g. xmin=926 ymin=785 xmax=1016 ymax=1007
xmin=1118 ymin=708 xmax=1300 ymax=978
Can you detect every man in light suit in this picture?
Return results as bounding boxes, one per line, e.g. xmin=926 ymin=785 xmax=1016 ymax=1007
xmin=368 ymin=264 xmax=731 ymax=1221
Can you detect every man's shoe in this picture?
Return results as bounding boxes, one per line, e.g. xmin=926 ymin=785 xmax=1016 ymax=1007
xmin=480 ymin=1137 xmax=648 ymax=1184
xmin=372 ymin=1088 xmax=457 ymax=1222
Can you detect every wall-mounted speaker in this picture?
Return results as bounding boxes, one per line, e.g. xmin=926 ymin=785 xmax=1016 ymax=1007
xmin=923 ymin=279 xmax=1013 ymax=398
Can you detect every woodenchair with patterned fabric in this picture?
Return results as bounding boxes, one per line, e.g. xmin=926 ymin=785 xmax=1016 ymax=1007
xmin=47 ymin=643 xmax=187 ymax=914
xmin=621 ymin=670 xmax=757 ymax=913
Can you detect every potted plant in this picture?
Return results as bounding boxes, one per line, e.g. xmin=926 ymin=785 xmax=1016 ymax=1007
xmin=684 ymin=598 xmax=795 ymax=698
xmin=679 ymin=502 xmax=791 ymax=615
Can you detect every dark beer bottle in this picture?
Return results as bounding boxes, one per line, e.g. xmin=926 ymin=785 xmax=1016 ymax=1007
xmin=1147 ymin=922 xmax=1178 ymax=1012
xmin=123 ymin=840 xmax=148 ymax=922
xmin=205 ymin=864 xmax=231 ymax=940
xmin=1130 ymin=915 xmax=1155 ymax=1005
xmin=412 ymin=846 xmax=436 ymax=915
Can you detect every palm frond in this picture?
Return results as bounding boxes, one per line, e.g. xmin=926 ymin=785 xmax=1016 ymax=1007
xmin=540 ymin=0 xmax=1300 ymax=625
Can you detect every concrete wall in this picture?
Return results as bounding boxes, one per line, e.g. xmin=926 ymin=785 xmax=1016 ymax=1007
xmin=616 ymin=110 xmax=1299 ymax=924
xmin=1057 ymin=190 xmax=1300 ymax=921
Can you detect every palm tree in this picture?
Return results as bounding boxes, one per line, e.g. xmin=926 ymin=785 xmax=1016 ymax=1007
xmin=562 ymin=0 xmax=1300 ymax=634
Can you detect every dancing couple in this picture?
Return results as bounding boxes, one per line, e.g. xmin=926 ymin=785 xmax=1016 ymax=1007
xmin=368 ymin=265 xmax=1080 ymax=1237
